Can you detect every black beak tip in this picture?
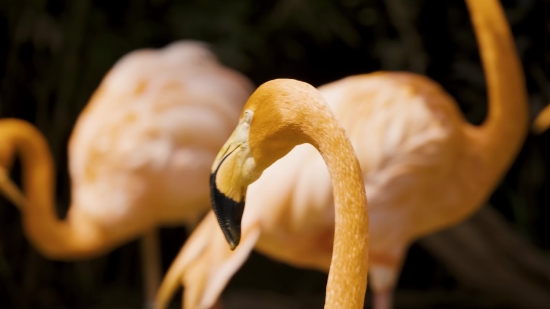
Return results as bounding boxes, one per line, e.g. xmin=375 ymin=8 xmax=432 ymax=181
xmin=210 ymin=173 xmax=245 ymax=251
xmin=221 ymin=219 xmax=241 ymax=250
xmin=228 ymin=237 xmax=239 ymax=251
xmin=214 ymin=198 xmax=244 ymax=250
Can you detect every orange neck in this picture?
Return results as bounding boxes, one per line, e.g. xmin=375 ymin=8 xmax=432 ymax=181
xmin=247 ymin=79 xmax=370 ymax=309
xmin=533 ymin=105 xmax=550 ymax=134
xmin=313 ymin=121 xmax=369 ymax=309
xmin=465 ymin=0 xmax=528 ymax=173
xmin=0 ymin=119 xmax=57 ymax=222
xmin=0 ymin=119 xmax=105 ymax=259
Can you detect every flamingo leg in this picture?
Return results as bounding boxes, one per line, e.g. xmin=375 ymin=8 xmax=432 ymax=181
xmin=210 ymin=299 xmax=225 ymax=309
xmin=373 ymin=290 xmax=393 ymax=309
xmin=141 ymin=228 xmax=163 ymax=309
xmin=368 ymin=265 xmax=398 ymax=309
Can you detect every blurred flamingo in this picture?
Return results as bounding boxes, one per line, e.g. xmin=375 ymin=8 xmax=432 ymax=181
xmin=154 ymin=0 xmax=527 ymax=308
xmin=0 ymin=40 xmax=253 ymax=307
xmin=533 ymin=104 xmax=550 ymax=134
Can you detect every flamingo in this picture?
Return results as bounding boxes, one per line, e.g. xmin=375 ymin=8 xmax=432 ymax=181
xmin=210 ymin=78 xmax=370 ymax=309
xmin=533 ymin=104 xmax=550 ymax=134
xmin=155 ymin=0 xmax=527 ymax=308
xmin=0 ymin=40 xmax=253 ymax=307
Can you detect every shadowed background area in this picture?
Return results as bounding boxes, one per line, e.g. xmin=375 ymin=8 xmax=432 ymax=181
xmin=1 ymin=0 xmax=550 ymax=308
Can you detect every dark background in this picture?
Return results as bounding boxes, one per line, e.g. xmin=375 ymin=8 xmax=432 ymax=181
xmin=1 ymin=0 xmax=550 ymax=308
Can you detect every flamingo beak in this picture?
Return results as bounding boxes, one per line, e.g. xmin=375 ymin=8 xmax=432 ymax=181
xmin=210 ymin=149 xmax=245 ymax=250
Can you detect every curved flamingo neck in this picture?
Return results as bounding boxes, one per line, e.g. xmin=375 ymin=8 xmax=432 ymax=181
xmin=0 ymin=119 xmax=105 ymax=259
xmin=0 ymin=119 xmax=56 ymax=220
xmin=465 ymin=0 xmax=528 ymax=173
xmin=313 ymin=119 xmax=369 ymax=309
xmin=248 ymin=79 xmax=369 ymax=309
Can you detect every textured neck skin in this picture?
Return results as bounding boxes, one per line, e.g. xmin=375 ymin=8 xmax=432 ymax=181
xmin=0 ymin=119 xmax=106 ymax=258
xmin=245 ymin=79 xmax=369 ymax=309
xmin=315 ymin=114 xmax=370 ymax=309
